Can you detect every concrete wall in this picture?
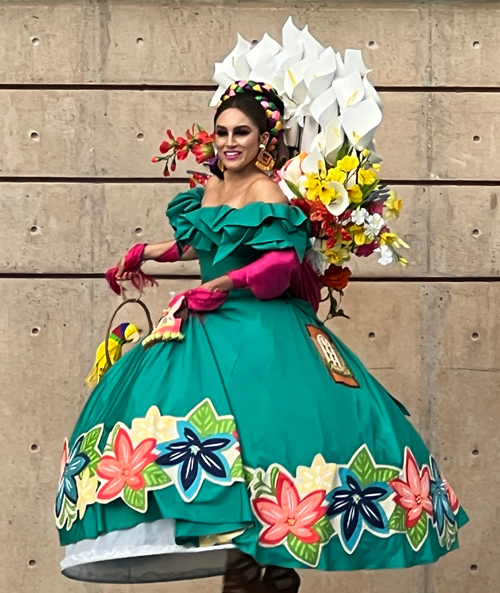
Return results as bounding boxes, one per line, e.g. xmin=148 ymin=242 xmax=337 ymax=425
xmin=0 ymin=1 xmax=497 ymax=592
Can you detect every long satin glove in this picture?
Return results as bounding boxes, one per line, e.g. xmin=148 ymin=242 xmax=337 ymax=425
xmin=105 ymin=242 xmax=185 ymax=295
xmin=227 ymin=249 xmax=322 ymax=311
xmin=227 ymin=249 xmax=300 ymax=300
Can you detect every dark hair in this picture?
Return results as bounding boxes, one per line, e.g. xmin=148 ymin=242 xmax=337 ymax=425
xmin=214 ymin=93 xmax=270 ymax=135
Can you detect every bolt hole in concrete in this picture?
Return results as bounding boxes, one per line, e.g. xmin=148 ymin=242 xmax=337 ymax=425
xmin=473 ymin=135 xmax=481 ymax=142
xmin=134 ymin=227 xmax=143 ymax=235
xmin=368 ymin=40 xmax=377 ymax=48
xmin=31 ymin=37 xmax=39 ymax=45
xmin=470 ymin=564 xmax=478 ymax=571
xmin=137 ymin=132 xmax=144 ymax=140
xmin=30 ymin=225 xmax=39 ymax=234
xmin=31 ymin=327 xmax=40 ymax=336
xmin=137 ymin=37 xmax=144 ymax=45
xmin=472 ymin=41 xmax=480 ymax=48
xmin=30 ymin=131 xmax=40 ymax=141
xmin=28 ymin=560 xmax=36 ymax=567
xmin=472 ymin=228 xmax=481 ymax=237
xmin=471 ymin=332 xmax=479 ymax=340
xmin=368 ymin=332 xmax=375 ymax=339
xmin=31 ymin=444 xmax=39 ymax=452
xmin=472 ymin=449 xmax=479 ymax=455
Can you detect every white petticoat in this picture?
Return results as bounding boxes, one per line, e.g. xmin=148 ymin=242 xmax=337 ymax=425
xmin=61 ymin=518 xmax=235 ymax=583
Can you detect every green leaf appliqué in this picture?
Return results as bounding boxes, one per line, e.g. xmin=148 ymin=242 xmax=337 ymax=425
xmin=312 ymin=516 xmax=335 ymax=544
xmin=143 ymin=463 xmax=171 ymax=488
xmin=287 ymin=534 xmax=320 ymax=567
xmin=407 ymin=513 xmax=428 ymax=551
xmin=123 ymin=485 xmax=147 ymax=512
xmin=388 ymin=506 xmax=407 ymax=532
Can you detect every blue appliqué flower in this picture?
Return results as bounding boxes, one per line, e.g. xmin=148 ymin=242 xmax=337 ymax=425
xmin=429 ymin=457 xmax=456 ymax=536
xmin=55 ymin=435 xmax=90 ymax=517
xmin=156 ymin=421 xmax=235 ymax=501
xmin=326 ymin=468 xmax=391 ymax=552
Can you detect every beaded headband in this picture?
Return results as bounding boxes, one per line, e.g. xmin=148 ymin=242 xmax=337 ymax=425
xmin=217 ymin=80 xmax=284 ymax=152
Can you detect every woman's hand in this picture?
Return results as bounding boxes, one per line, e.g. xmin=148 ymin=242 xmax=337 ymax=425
xmin=200 ymin=275 xmax=234 ymax=293
xmin=115 ymin=256 xmax=137 ymax=281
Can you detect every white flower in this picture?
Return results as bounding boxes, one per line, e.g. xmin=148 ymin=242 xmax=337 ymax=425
xmin=296 ymin=453 xmax=338 ymax=495
xmin=130 ymin=406 xmax=177 ymax=445
xmin=364 ymin=213 xmax=385 ymax=238
xmin=375 ymin=244 xmax=394 ymax=266
xmin=351 ymin=207 xmax=369 ymax=226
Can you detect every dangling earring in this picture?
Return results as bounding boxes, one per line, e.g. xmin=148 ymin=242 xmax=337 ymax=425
xmin=255 ymin=143 xmax=275 ymax=172
xmin=217 ymin=157 xmax=225 ymax=173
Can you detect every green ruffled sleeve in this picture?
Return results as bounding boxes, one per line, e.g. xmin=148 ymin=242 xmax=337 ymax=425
xmin=166 ymin=187 xmax=311 ymax=264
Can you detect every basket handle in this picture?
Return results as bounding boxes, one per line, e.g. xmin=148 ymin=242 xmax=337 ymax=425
xmin=104 ymin=298 xmax=154 ymax=368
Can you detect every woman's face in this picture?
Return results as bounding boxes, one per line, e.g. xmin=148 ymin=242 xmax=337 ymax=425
xmin=214 ymin=108 xmax=269 ymax=172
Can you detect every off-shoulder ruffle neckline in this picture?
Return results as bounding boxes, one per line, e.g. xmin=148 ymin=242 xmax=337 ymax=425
xmin=167 ymin=187 xmax=310 ymax=264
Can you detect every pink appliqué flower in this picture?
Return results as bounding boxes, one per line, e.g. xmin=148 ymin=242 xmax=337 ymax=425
xmin=253 ymin=473 xmax=326 ymax=545
xmin=390 ymin=449 xmax=433 ymax=528
xmin=96 ymin=428 xmax=157 ymax=501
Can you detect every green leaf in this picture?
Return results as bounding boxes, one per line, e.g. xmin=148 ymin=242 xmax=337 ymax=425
xmin=81 ymin=426 xmax=102 ymax=455
xmin=312 ymin=516 xmax=335 ymax=544
xmin=215 ymin=418 xmax=236 ymax=435
xmin=86 ymin=449 xmax=101 ymax=477
xmin=284 ymin=179 xmax=303 ymax=199
xmin=287 ymin=534 xmax=320 ymax=567
xmin=123 ymin=485 xmax=147 ymax=512
xmin=350 ymin=446 xmax=376 ymax=487
xmin=270 ymin=467 xmax=280 ymax=493
xmin=373 ymin=467 xmax=400 ymax=483
xmin=142 ymin=463 xmax=171 ymax=488
xmin=407 ymin=513 xmax=428 ymax=551
xmin=243 ymin=466 xmax=255 ymax=485
xmin=255 ymin=489 xmax=273 ymax=499
xmin=230 ymin=456 xmax=244 ymax=479
xmin=189 ymin=401 xmax=218 ymax=437
xmin=104 ymin=424 xmax=121 ymax=453
xmin=388 ymin=506 xmax=407 ymax=532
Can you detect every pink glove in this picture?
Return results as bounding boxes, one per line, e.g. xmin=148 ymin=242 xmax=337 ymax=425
xmin=169 ymin=287 xmax=228 ymax=312
xmin=106 ymin=242 xmax=187 ymax=296
xmin=227 ymin=249 xmax=300 ymax=300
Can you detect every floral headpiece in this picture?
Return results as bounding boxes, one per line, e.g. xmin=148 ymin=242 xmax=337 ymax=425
xmin=217 ymin=80 xmax=285 ymax=152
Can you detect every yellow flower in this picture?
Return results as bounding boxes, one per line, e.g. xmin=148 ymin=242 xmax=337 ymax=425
xmin=77 ymin=469 xmax=99 ymax=518
xmin=348 ymin=224 xmax=368 ymax=246
xmin=399 ymin=257 xmax=408 ymax=266
xmin=372 ymin=163 xmax=381 ymax=170
xmin=385 ymin=192 xmax=403 ymax=219
xmin=362 ymin=148 xmax=371 ymax=158
xmin=326 ymin=167 xmax=347 ymax=184
xmin=302 ymin=172 xmax=345 ymax=208
xmin=358 ymin=169 xmax=377 ymax=186
xmin=325 ymin=247 xmax=351 ymax=264
xmin=348 ymin=184 xmax=363 ymax=204
xmin=296 ymin=454 xmax=338 ymax=496
xmin=337 ymin=155 xmax=359 ymax=173
xmin=380 ymin=232 xmax=409 ymax=249
xmin=131 ymin=406 xmax=176 ymax=445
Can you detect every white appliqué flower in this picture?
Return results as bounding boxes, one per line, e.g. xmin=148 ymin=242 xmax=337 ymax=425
xmin=364 ymin=213 xmax=385 ymax=238
xmin=296 ymin=453 xmax=337 ymax=495
xmin=131 ymin=406 xmax=177 ymax=445
xmin=375 ymin=244 xmax=394 ymax=266
xmin=351 ymin=207 xmax=369 ymax=226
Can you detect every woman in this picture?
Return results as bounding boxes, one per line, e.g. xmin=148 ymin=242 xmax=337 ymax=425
xmin=56 ymin=82 xmax=468 ymax=592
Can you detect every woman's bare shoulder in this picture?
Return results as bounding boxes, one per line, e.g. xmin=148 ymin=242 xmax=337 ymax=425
xmin=246 ymin=176 xmax=288 ymax=205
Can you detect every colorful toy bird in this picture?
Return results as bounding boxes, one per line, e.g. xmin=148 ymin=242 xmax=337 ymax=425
xmin=86 ymin=323 xmax=141 ymax=388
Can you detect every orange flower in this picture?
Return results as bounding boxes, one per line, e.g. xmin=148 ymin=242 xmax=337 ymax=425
xmin=321 ymin=266 xmax=352 ymax=291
